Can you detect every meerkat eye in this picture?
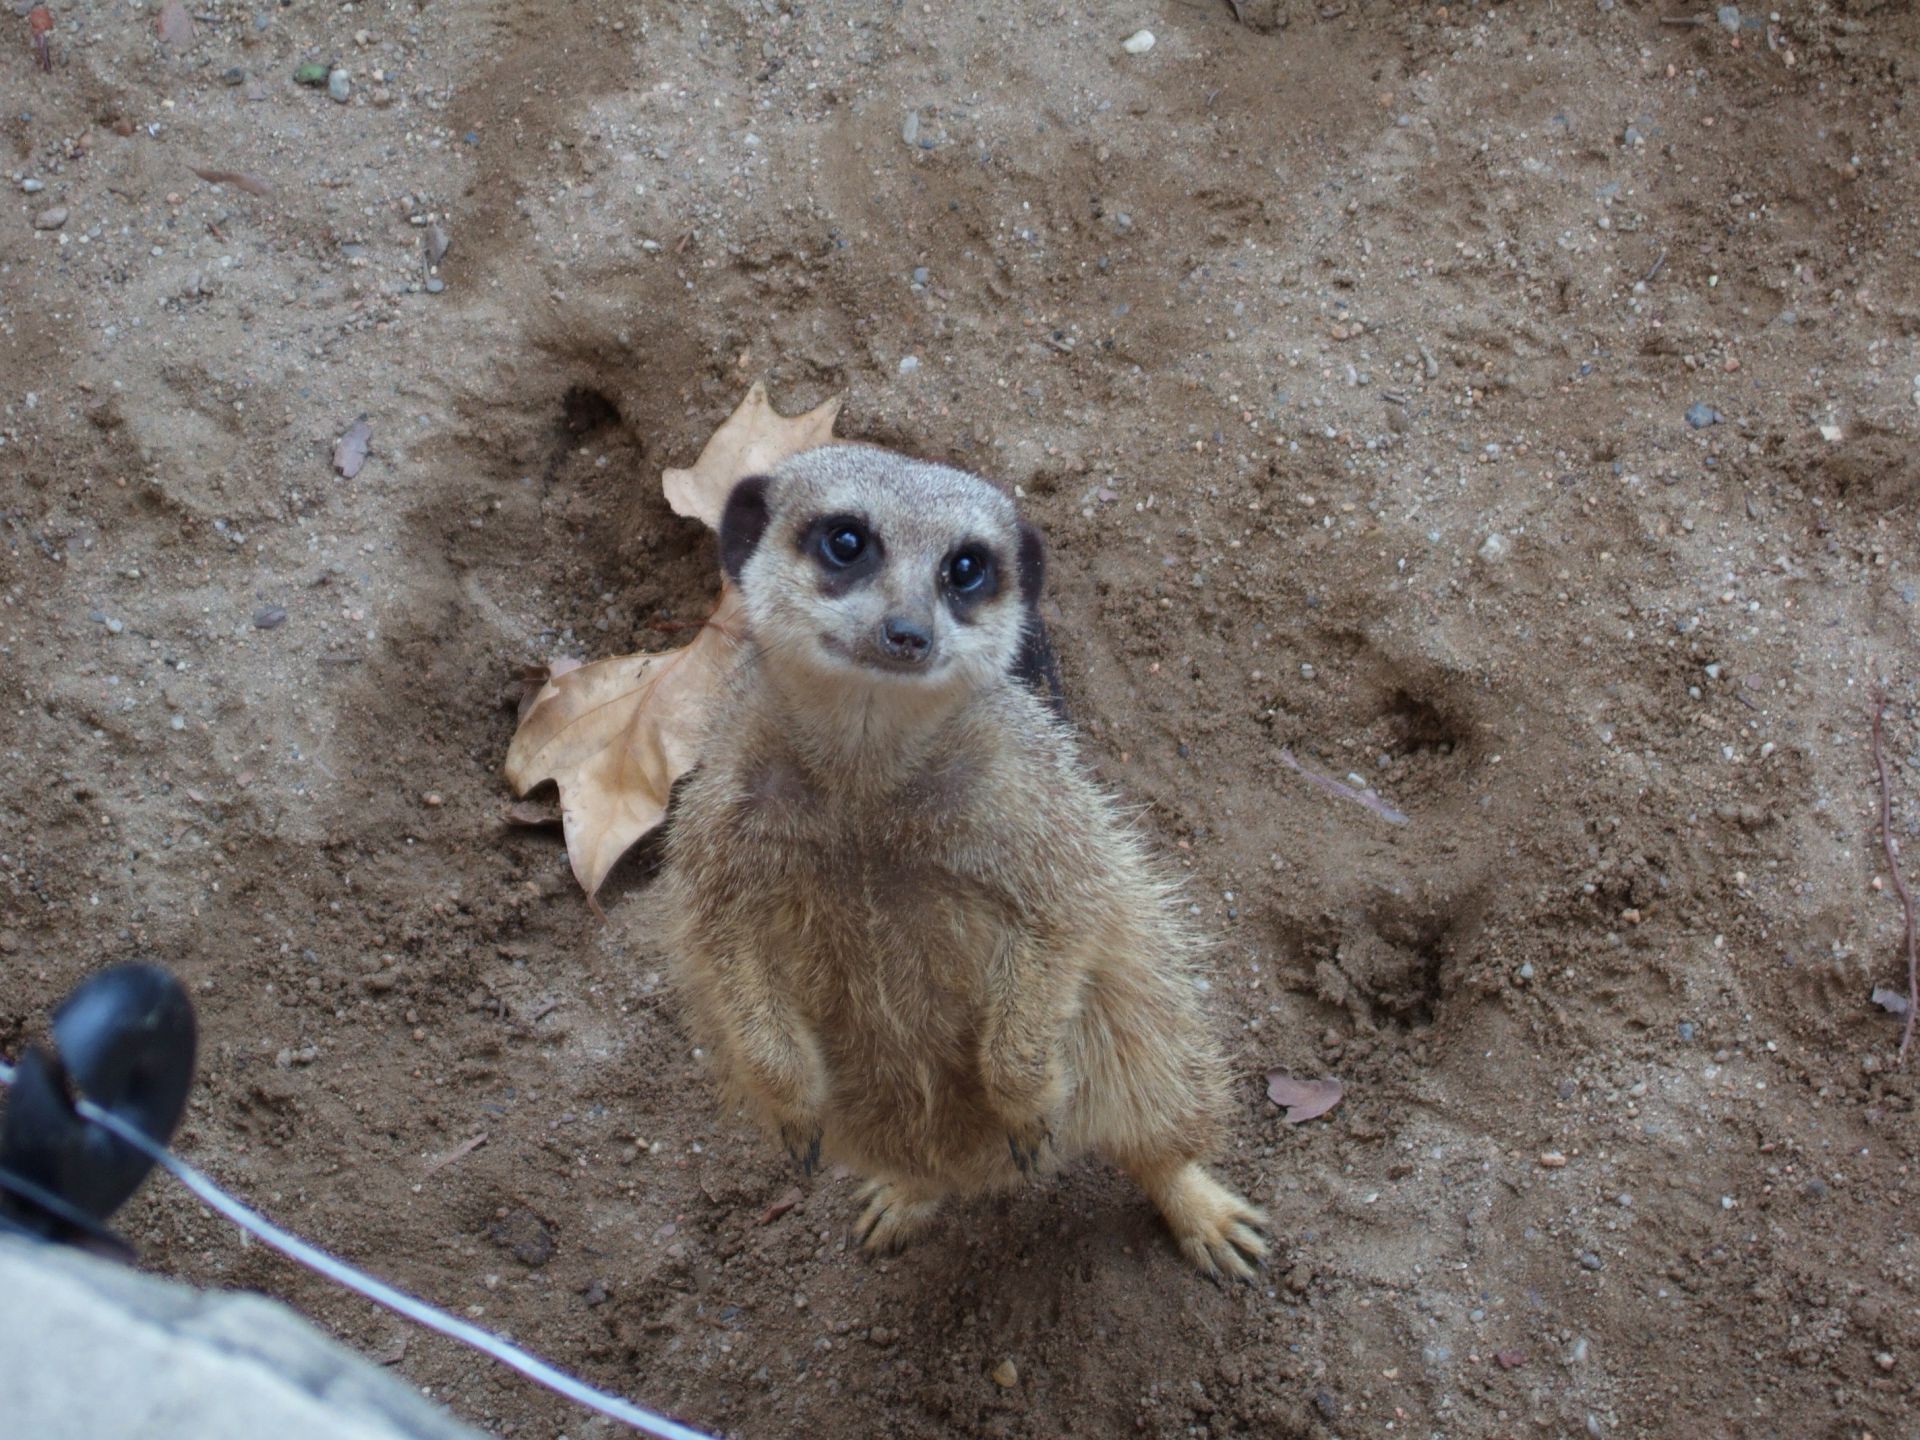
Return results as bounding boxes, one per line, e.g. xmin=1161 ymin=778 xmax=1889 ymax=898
xmin=946 ymin=546 xmax=993 ymax=595
xmin=819 ymin=520 xmax=868 ymax=568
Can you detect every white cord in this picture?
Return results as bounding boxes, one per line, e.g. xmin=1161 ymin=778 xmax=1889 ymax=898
xmin=0 ymin=1059 xmax=716 ymax=1440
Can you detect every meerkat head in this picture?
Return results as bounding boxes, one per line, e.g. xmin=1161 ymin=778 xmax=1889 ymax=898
xmin=717 ymin=446 xmax=1046 ymax=708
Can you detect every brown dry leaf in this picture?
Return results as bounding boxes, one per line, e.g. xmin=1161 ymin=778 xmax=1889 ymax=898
xmin=661 ymin=379 xmax=842 ymax=528
xmin=505 ymin=383 xmax=844 ymax=901
xmin=191 ymin=166 xmax=275 ymax=198
xmin=506 ymin=587 xmax=746 ymax=899
xmin=155 ymin=0 xmax=194 ymax=48
xmin=1265 ymin=1072 xmax=1345 ymax=1125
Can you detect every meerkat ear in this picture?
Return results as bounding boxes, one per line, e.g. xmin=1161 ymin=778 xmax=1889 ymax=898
xmin=1016 ymin=521 xmax=1047 ymax=608
xmin=719 ymin=475 xmax=774 ymax=581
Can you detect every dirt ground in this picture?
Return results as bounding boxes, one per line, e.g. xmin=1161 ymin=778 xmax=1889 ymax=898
xmin=5 ymin=0 xmax=1920 ymax=1436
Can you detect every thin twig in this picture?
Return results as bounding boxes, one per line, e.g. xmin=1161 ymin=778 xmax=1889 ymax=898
xmin=1642 ymin=250 xmax=1668 ymax=285
xmin=1870 ymin=693 xmax=1918 ymax=1064
xmin=424 ymin=1131 xmax=489 ymax=1175
xmin=1279 ymin=747 xmax=1409 ymax=826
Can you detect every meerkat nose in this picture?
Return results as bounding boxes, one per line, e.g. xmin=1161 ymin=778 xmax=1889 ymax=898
xmin=880 ymin=615 xmax=933 ymax=664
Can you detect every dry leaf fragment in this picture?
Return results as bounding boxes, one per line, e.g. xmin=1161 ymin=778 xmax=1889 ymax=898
xmin=155 ymin=0 xmax=194 ymax=48
xmin=505 ymin=587 xmax=747 ymax=899
xmin=28 ymin=5 xmax=53 ymax=72
xmin=191 ymin=166 xmax=275 ymax=198
xmin=757 ymin=1187 xmax=803 ymax=1226
xmin=661 ymin=379 xmax=843 ymax=528
xmin=333 ymin=418 xmax=372 ymax=478
xmin=506 ymin=382 xmax=845 ymax=901
xmin=1871 ymin=984 xmax=1911 ymax=1017
xmin=1265 ymin=1072 xmax=1345 ymax=1124
xmin=505 ymin=798 xmax=561 ymax=828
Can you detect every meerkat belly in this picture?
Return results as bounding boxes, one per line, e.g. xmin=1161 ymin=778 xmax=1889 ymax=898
xmin=777 ymin=846 xmax=1012 ymax=1173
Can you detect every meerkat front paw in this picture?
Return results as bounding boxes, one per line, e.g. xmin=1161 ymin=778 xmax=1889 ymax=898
xmin=778 ymin=1119 xmax=823 ymax=1176
xmin=1133 ymin=1161 xmax=1270 ymax=1282
xmin=854 ymin=1179 xmax=943 ymax=1255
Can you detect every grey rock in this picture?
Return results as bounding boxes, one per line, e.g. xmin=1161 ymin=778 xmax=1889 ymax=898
xmin=1717 ymin=4 xmax=1740 ymax=31
xmin=327 ymin=68 xmax=351 ymax=103
xmin=1684 ymin=402 xmax=1720 ymax=429
xmin=0 ymin=1237 xmax=482 ymax=1439
xmin=253 ymin=606 xmax=288 ymax=630
xmin=32 ymin=205 xmax=68 ymax=231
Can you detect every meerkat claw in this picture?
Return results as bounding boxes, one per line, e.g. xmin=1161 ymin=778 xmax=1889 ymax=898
xmin=781 ymin=1123 xmax=823 ymax=1176
xmin=854 ymin=1179 xmax=941 ymax=1255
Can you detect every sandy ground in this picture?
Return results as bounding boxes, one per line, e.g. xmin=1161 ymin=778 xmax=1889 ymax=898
xmin=5 ymin=0 xmax=1920 ymax=1436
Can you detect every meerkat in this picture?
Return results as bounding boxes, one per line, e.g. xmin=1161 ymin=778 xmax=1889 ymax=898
xmin=660 ymin=445 xmax=1269 ymax=1279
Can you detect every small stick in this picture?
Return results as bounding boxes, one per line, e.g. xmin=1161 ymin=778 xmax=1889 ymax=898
xmin=1279 ymin=747 xmax=1408 ymax=826
xmin=1870 ymin=693 xmax=1918 ymax=1063
xmin=1642 ymin=250 xmax=1668 ymax=284
xmin=424 ymin=1132 xmax=488 ymax=1176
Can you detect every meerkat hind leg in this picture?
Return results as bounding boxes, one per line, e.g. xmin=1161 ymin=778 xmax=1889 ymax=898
xmin=1126 ymin=1158 xmax=1270 ymax=1281
xmin=854 ymin=1178 xmax=944 ymax=1256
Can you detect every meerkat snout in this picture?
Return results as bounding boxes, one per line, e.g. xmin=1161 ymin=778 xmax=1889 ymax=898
xmin=876 ymin=614 xmax=934 ymax=667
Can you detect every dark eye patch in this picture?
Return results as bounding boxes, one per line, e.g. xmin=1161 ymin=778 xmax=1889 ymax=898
xmin=940 ymin=541 xmax=1002 ymax=618
xmin=798 ymin=513 xmax=882 ymax=593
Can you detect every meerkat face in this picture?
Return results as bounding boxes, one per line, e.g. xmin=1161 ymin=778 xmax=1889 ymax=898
xmin=717 ymin=446 xmax=1045 ymax=702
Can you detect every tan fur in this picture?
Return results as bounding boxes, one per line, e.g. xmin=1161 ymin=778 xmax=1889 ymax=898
xmin=661 ymin=446 xmax=1268 ymax=1278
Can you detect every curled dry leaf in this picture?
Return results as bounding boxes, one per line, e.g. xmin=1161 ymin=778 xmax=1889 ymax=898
xmin=333 ymin=418 xmax=372 ymax=478
xmin=1265 ymin=1072 xmax=1345 ymax=1125
xmin=662 ymin=379 xmax=842 ymax=527
xmin=507 ymin=382 xmax=844 ymax=900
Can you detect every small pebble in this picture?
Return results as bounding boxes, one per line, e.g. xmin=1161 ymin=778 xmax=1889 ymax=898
xmin=327 ymin=67 xmax=351 ymax=103
xmin=897 ymin=355 xmax=920 ymax=375
xmin=911 ymin=266 xmax=929 ymax=286
xmin=900 ymin=110 xmax=920 ymax=147
xmin=1539 ymin=1151 xmax=1568 ymax=1169
xmin=1717 ymin=4 xmax=1741 ymax=31
xmin=20 ymin=178 xmax=44 ymax=193
xmin=1121 ymin=28 xmax=1156 ymax=54
xmin=253 ymin=605 xmax=288 ymax=630
xmin=1578 ymin=1251 xmax=1604 ymax=1271
xmin=1478 ymin=532 xmax=1511 ymax=563
xmin=169 ymin=715 xmax=187 ymax=731
xmin=1299 ymin=663 xmax=1315 ymax=680
xmin=1684 ymin=402 xmax=1720 ymax=429
xmin=32 ymin=205 xmax=68 ymax=231
xmin=222 ymin=66 xmax=245 ymax=85
xmin=991 ymin=1359 xmax=1020 ymax=1388
xmin=425 ymin=276 xmax=446 ymax=294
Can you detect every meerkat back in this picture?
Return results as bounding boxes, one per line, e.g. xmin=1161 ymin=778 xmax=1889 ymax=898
xmin=662 ymin=445 xmax=1269 ymax=1278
